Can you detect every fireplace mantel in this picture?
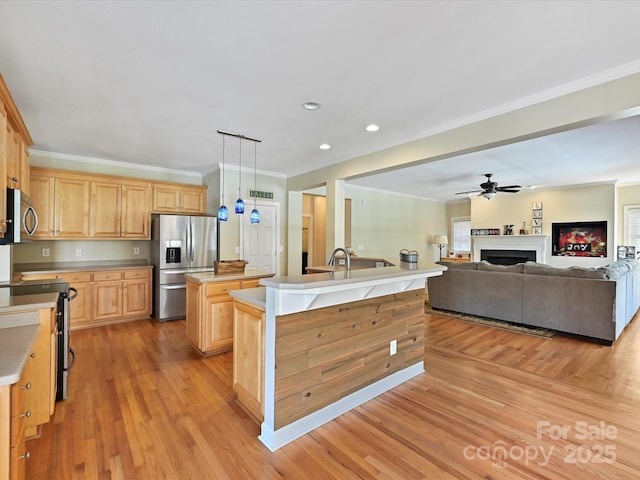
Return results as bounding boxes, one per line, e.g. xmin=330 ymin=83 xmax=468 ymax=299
xmin=472 ymin=235 xmax=548 ymax=263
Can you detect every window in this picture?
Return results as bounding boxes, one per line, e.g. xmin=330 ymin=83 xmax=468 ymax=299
xmin=624 ymin=205 xmax=640 ymax=255
xmin=451 ymin=217 xmax=471 ymax=253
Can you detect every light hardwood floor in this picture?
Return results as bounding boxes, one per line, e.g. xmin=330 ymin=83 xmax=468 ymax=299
xmin=25 ymin=311 xmax=640 ymax=479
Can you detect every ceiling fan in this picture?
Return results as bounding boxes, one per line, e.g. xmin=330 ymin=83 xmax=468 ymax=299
xmin=455 ymin=173 xmax=521 ymax=199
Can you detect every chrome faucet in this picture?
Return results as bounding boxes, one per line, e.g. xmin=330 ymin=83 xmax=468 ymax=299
xmin=328 ymin=247 xmax=351 ymax=270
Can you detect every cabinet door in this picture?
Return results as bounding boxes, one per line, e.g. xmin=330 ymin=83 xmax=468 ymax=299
xmin=152 ymin=184 xmax=181 ymax=213
xmin=233 ymin=301 xmax=265 ymax=420
xmin=180 ymin=186 xmax=206 ymax=214
xmin=92 ymin=281 xmax=123 ymax=320
xmin=29 ymin=174 xmax=56 ymax=238
xmin=89 ymin=180 xmax=122 ymax=238
xmin=0 ymin=100 xmax=7 ymax=236
xmin=5 ymin=121 xmax=19 ymax=190
xmin=121 ymin=182 xmax=151 ymax=238
xmin=204 ymin=296 xmax=235 ymax=353
xmin=55 ymin=176 xmax=90 ymax=238
xmin=68 ymin=282 xmax=92 ymax=329
xmin=23 ymin=308 xmax=54 ymax=433
xmin=123 ymin=278 xmax=151 ymax=317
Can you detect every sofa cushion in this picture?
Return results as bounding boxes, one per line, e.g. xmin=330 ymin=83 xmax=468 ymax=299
xmin=436 ymin=261 xmax=478 ymax=270
xmin=523 ymin=261 xmax=607 ymax=279
xmin=477 ymin=260 xmax=524 ymax=273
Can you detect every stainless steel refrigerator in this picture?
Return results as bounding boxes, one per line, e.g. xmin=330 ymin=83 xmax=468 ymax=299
xmin=151 ymin=214 xmax=218 ymax=321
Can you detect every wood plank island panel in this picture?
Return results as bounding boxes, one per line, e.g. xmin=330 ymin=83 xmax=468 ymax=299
xmin=274 ymin=289 xmax=424 ymax=429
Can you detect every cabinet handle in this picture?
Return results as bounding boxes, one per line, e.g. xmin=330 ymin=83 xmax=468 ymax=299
xmin=11 ymin=176 xmax=18 ymax=182
xmin=20 ymin=410 xmax=32 ymax=418
xmin=19 ymin=451 xmax=31 ymax=460
xmin=30 ymin=352 xmax=36 ymax=358
xmin=20 ymin=382 xmax=32 ymax=390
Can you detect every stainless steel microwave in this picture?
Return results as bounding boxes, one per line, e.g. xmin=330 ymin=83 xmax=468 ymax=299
xmin=0 ymin=188 xmax=38 ymax=244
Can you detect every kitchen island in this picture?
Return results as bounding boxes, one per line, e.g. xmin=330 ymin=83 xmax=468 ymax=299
xmin=238 ymin=261 xmax=445 ymax=451
xmin=184 ymin=270 xmax=274 ymax=356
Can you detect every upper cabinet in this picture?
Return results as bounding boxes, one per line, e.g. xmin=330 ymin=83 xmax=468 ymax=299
xmin=0 ymin=73 xmax=34 ymax=238
xmin=152 ymin=182 xmax=207 ymax=215
xmin=90 ymin=179 xmax=151 ymax=238
xmin=30 ymin=167 xmax=207 ymax=240
xmin=30 ymin=169 xmax=91 ymax=239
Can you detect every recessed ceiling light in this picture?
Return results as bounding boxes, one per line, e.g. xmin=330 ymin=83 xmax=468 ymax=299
xmin=365 ymin=124 xmax=380 ymax=132
xmin=319 ymin=143 xmax=331 ymax=150
xmin=303 ymin=102 xmax=321 ymax=110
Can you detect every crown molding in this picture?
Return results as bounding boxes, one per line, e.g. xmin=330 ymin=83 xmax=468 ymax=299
xmin=206 ymin=162 xmax=287 ymax=179
xmin=29 ymin=149 xmax=202 ymax=178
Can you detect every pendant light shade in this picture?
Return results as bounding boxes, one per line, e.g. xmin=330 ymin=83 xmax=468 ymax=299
xmin=251 ymin=141 xmax=260 ymax=223
xmin=218 ymin=135 xmax=229 ymax=221
xmin=235 ymin=137 xmax=245 ymax=214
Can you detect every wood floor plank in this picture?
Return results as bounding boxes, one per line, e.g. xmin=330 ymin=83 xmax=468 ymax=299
xmin=24 ymin=311 xmax=640 ymax=479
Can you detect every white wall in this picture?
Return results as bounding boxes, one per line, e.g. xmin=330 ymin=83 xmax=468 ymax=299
xmin=471 ymin=183 xmax=616 ymax=267
xmin=346 ymin=186 xmax=447 ymax=263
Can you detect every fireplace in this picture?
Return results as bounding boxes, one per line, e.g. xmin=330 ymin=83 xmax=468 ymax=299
xmin=472 ymin=235 xmax=548 ymax=264
xmin=481 ymin=249 xmax=536 ymax=265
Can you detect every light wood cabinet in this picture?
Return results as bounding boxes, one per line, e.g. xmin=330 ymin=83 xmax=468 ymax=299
xmin=91 ymin=269 xmax=151 ymax=324
xmin=22 ymin=308 xmax=57 ymax=438
xmin=1 ymin=74 xmax=33 ymax=239
xmin=233 ymin=297 xmax=265 ymax=422
xmin=30 ymin=171 xmax=90 ymax=239
xmin=0 ymin=98 xmax=7 ymax=237
xmin=152 ymin=183 xmax=207 ymax=215
xmin=1 ymin=371 xmax=30 ymax=480
xmin=186 ymin=276 xmax=271 ymax=356
xmin=89 ymin=179 xmax=151 ymax=239
xmin=22 ymin=267 xmax=152 ymax=330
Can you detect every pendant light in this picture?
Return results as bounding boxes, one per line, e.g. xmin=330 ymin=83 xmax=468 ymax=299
xmin=217 ymin=135 xmax=229 ymax=221
xmin=235 ymin=138 xmax=245 ymax=214
xmin=250 ymin=141 xmax=260 ymax=224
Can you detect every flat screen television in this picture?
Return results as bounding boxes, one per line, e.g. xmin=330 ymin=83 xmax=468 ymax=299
xmin=551 ymin=221 xmax=607 ymax=257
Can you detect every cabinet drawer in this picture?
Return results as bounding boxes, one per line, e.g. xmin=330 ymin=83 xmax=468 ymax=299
xmin=206 ymin=281 xmax=241 ymax=297
xmin=92 ymin=271 xmax=123 ymax=281
xmin=123 ymin=269 xmax=150 ymax=280
xmin=60 ymin=272 xmax=91 ymax=283
xmin=241 ymin=279 xmax=261 ymax=289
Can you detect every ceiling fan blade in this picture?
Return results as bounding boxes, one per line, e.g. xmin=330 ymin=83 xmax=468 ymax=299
xmin=496 ymin=185 xmax=521 ymax=190
xmin=497 ymin=189 xmax=521 ymax=193
xmin=455 ymin=189 xmax=482 ymax=195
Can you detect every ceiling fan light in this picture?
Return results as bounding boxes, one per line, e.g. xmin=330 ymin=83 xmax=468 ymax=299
xmin=482 ymin=191 xmax=496 ymax=199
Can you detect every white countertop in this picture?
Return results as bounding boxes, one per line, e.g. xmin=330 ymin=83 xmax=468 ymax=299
xmin=0 ymin=292 xmax=59 ymax=313
xmin=185 ymin=270 xmax=274 ymax=284
xmin=260 ymin=261 xmax=445 ymax=290
xmin=0 ymin=311 xmax=40 ymax=385
xmin=14 ymin=260 xmax=152 ymax=275
xmin=229 ymin=287 xmax=266 ymax=309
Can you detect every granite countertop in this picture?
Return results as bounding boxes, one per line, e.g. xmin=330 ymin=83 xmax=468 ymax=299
xmin=261 ymin=261 xmax=446 ymax=290
xmin=0 ymin=311 xmax=40 ymax=385
xmin=185 ymin=270 xmax=274 ymax=284
xmin=14 ymin=260 xmax=152 ymax=275
xmin=229 ymin=287 xmax=266 ymax=309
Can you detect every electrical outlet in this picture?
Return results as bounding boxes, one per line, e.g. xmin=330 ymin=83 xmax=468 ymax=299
xmin=42 ymin=248 xmax=50 ymax=257
xmin=358 ymin=244 xmax=364 ymax=251
xmin=133 ymin=247 xmax=140 ymax=255
xmin=234 ymin=246 xmax=240 ymax=254
xmin=75 ymin=248 xmax=83 ymax=257
xmin=390 ymin=339 xmax=397 ymax=356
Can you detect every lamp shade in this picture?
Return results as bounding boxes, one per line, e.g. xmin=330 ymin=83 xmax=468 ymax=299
xmin=432 ymin=235 xmax=448 ymax=245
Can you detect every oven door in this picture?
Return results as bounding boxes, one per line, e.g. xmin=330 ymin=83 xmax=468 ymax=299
xmin=56 ymin=287 xmax=76 ymax=401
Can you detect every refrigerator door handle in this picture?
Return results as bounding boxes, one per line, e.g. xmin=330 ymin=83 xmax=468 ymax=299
xmin=185 ymin=219 xmax=192 ymax=264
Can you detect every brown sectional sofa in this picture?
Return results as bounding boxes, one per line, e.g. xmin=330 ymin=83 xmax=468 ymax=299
xmin=427 ymin=259 xmax=640 ymax=344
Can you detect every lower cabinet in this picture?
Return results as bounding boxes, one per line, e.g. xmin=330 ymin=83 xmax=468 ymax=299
xmin=1 ymin=307 xmax=55 ymax=480
xmin=233 ymin=298 xmax=266 ymax=422
xmin=22 ymin=267 xmax=152 ymax=330
xmin=186 ymin=277 xmax=265 ymax=356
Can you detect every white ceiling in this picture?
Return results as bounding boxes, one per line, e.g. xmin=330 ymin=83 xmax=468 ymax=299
xmin=1 ymin=1 xmax=640 ymax=202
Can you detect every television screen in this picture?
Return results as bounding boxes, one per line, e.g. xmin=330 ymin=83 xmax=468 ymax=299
xmin=552 ymin=221 xmax=607 ymax=257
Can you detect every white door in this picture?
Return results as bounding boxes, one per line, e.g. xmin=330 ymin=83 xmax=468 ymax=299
xmin=242 ymin=202 xmax=278 ymax=274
